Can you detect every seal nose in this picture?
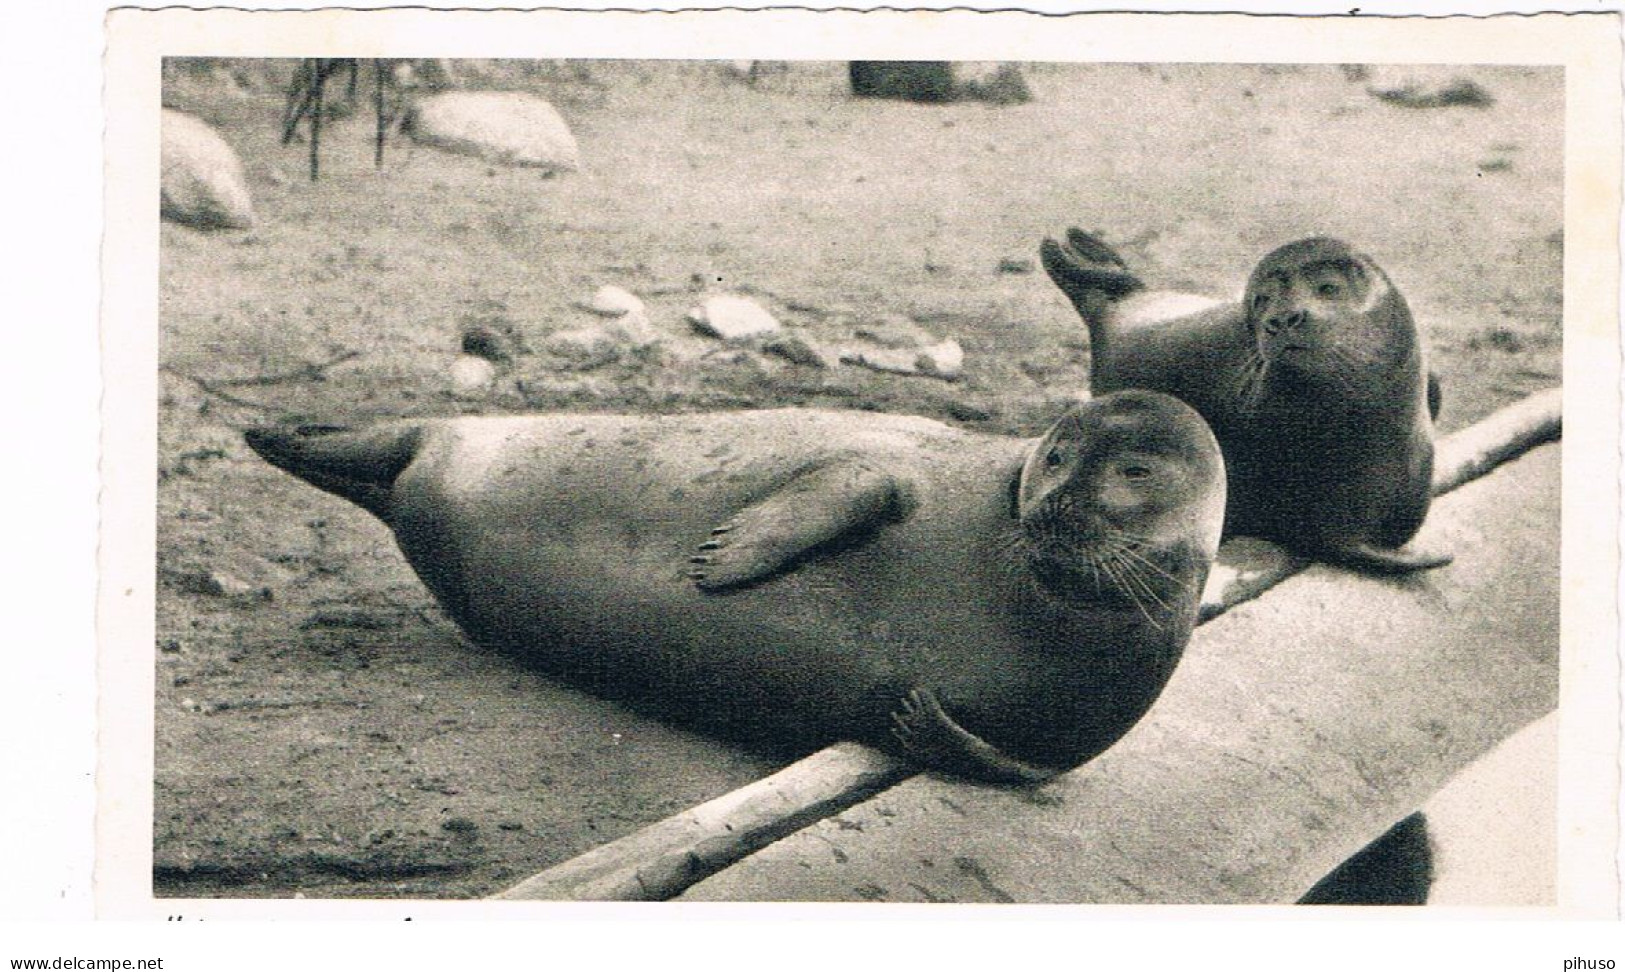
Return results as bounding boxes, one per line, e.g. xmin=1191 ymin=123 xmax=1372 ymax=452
xmin=1262 ymin=308 xmax=1308 ymax=335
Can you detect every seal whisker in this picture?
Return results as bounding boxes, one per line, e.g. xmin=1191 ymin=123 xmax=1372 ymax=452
xmin=1108 ymin=548 xmax=1173 ymax=609
xmin=1112 ymin=540 xmax=1188 ymax=587
xmin=1099 ymin=554 xmax=1163 ymax=629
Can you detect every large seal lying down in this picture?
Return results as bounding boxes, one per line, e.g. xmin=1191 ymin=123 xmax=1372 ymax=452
xmin=247 ymin=392 xmax=1225 ymax=784
xmin=1042 ymin=230 xmax=1450 ymax=574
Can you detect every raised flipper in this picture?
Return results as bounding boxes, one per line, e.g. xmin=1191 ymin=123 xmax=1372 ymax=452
xmin=1317 ymin=541 xmax=1454 ymax=575
xmin=890 ymin=688 xmax=1061 ymax=787
xmin=1427 ymin=370 xmax=1442 ymax=422
xmin=688 ymin=456 xmax=911 ymax=591
xmin=1041 ymin=228 xmax=1143 ymax=299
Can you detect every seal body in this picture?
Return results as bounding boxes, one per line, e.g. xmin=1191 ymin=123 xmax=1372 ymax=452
xmin=247 ymin=393 xmax=1225 ymax=782
xmin=1042 ymin=231 xmax=1448 ymax=573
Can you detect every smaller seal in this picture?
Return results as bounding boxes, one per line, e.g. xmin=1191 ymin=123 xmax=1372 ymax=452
xmin=1042 ymin=229 xmax=1450 ymax=574
xmin=247 ymin=392 xmax=1225 ymax=785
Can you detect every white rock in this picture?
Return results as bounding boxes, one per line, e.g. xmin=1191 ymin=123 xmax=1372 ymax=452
xmin=843 ymin=339 xmax=964 ymax=381
xmin=585 ymin=285 xmax=646 ymax=318
xmin=160 ymin=109 xmax=256 ymax=230
xmin=917 ymin=339 xmax=964 ymax=380
xmin=449 ymin=354 xmax=497 ymax=392
xmin=406 ymin=91 xmax=581 ymax=172
xmin=687 ymin=295 xmax=781 ymax=342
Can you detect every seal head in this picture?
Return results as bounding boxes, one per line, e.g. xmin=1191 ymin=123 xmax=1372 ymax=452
xmin=1241 ymin=237 xmax=1417 ymax=402
xmin=1014 ymin=391 xmax=1224 ymax=619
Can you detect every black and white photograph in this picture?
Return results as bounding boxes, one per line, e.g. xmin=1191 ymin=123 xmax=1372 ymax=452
xmin=84 ymin=4 xmax=1620 ymax=945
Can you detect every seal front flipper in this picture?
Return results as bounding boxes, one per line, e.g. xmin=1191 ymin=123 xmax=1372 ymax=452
xmin=688 ymin=456 xmax=912 ymax=591
xmin=1316 ymin=540 xmax=1454 ymax=575
xmin=889 ymin=688 xmax=1061 ymax=787
xmin=244 ymin=423 xmax=423 ymax=521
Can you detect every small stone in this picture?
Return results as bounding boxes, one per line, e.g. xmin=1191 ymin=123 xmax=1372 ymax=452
xmin=687 ymin=295 xmax=781 ymax=342
xmin=170 ymin=569 xmax=270 ymax=601
xmin=843 ymin=339 xmax=963 ymax=382
xmin=997 ymin=257 xmax=1035 ymax=274
xmin=406 ymin=91 xmax=580 ymax=172
xmin=917 ymin=339 xmax=964 ymax=380
xmin=461 ymin=322 xmax=517 ymax=363
xmin=449 ymin=354 xmax=496 ymax=393
xmin=160 ymin=109 xmax=255 ymax=230
xmin=584 ymin=285 xmax=645 ymax=318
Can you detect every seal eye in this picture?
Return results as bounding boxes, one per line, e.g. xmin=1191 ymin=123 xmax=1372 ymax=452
xmin=1317 ymin=282 xmax=1343 ymax=299
xmin=1044 ymin=448 xmax=1064 ymax=469
xmin=1121 ymin=464 xmax=1152 ymax=481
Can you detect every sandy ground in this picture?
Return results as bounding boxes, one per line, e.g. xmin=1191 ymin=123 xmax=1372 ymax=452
xmin=153 ymin=60 xmax=1562 ymax=899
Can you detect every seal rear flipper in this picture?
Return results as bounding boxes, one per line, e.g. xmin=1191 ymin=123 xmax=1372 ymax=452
xmin=688 ymin=457 xmax=912 ymax=591
xmin=244 ymin=422 xmax=423 ymax=521
xmin=1040 ymin=230 xmax=1144 ymax=330
xmin=1317 ymin=540 xmax=1454 ymax=575
xmin=889 ymin=688 xmax=1062 ymax=786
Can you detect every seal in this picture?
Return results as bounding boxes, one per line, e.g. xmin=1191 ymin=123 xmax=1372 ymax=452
xmin=246 ymin=391 xmax=1225 ymax=785
xmin=1041 ymin=229 xmax=1450 ymax=574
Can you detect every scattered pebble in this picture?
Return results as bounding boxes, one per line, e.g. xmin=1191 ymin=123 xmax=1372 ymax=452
xmin=687 ymin=294 xmax=782 ymax=342
xmin=843 ymin=339 xmax=964 ymax=381
xmin=449 ymin=354 xmax=497 ymax=393
xmin=406 ymin=91 xmax=581 ymax=172
xmin=997 ymin=257 xmax=1035 ymax=274
xmin=461 ymin=322 xmax=517 ymax=363
xmin=168 ymin=569 xmax=271 ymax=602
xmin=160 ymin=109 xmax=256 ymax=230
xmin=583 ymin=285 xmax=646 ymax=318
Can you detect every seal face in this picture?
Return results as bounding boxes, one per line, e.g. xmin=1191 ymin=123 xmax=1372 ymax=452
xmin=247 ymin=393 xmax=1224 ymax=785
xmin=1014 ymin=392 xmax=1224 ymax=620
xmin=1042 ymin=230 xmax=1450 ymax=574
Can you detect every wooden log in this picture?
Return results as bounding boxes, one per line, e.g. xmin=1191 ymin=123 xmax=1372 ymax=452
xmin=490 ymin=742 xmax=911 ymax=901
xmin=489 ymin=389 xmax=1563 ymax=902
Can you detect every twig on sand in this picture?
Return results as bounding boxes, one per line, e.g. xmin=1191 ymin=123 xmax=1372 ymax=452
xmin=161 ymin=350 xmax=361 ymax=411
